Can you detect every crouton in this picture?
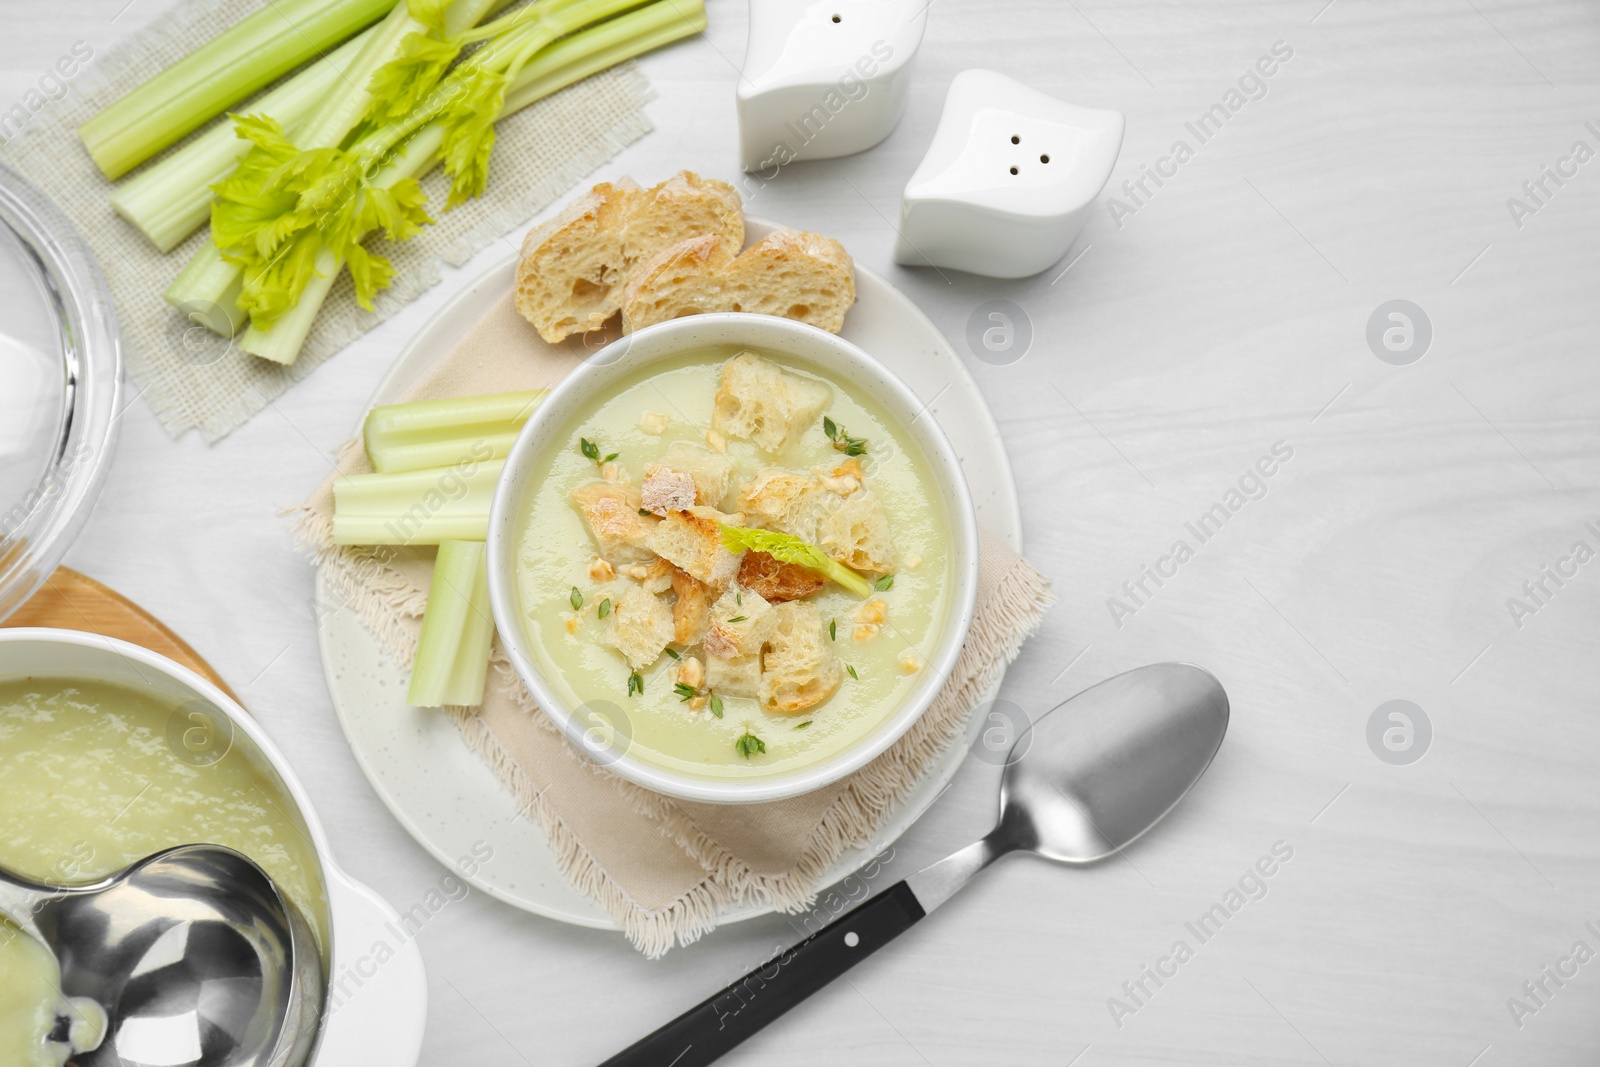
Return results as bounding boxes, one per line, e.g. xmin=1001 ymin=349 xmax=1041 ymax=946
xmin=640 ymin=466 xmax=697 ymax=515
xmin=758 ymin=601 xmax=841 ymax=714
xmin=738 ymin=468 xmax=822 ymax=537
xmin=637 ymin=558 xmax=675 ymax=595
xmin=646 ymin=506 xmax=744 ymax=588
xmin=738 ymin=551 xmax=824 ymax=602
xmin=606 ymin=584 xmax=674 ymax=670
xmin=712 ymin=352 xmax=831 ymax=454
xmin=571 ymin=481 xmax=657 ymax=563
xmin=707 ymin=652 xmax=761 ymax=700
xmin=703 ymin=585 xmax=774 ymax=658
xmin=658 ymin=443 xmax=734 ymax=506
xmin=816 ymin=490 xmax=896 ymax=573
xmin=670 ymin=567 xmax=712 ymax=645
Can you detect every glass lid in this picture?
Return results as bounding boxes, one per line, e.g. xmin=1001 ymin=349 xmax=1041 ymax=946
xmin=0 ymin=164 xmax=123 ymax=621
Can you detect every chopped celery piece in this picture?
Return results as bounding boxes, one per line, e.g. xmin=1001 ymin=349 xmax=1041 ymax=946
xmin=364 ymin=389 xmax=546 ymax=472
xmin=409 ymin=540 xmax=494 ymax=707
xmin=78 ymin=0 xmax=394 ymax=179
xmin=332 ymin=514 xmax=489 ymax=545
xmin=719 ymin=525 xmax=874 ymax=598
xmin=331 ymin=459 xmax=502 ymax=545
xmin=332 ymin=459 xmax=504 ymax=514
xmin=370 ymin=431 xmax=522 ymax=475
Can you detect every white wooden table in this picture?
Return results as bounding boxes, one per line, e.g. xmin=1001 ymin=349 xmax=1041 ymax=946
xmin=7 ymin=1 xmax=1599 ymax=1063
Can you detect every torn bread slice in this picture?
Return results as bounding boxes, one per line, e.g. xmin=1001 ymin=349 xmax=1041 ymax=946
xmin=712 ymin=352 xmax=831 ymax=454
xmin=623 ymin=171 xmax=743 ymax=270
xmin=645 ymin=506 xmax=744 ymax=588
xmin=514 ymin=179 xmax=639 ymax=343
xmin=758 ymin=601 xmax=841 ymax=714
xmin=621 ymin=229 xmax=857 ymax=335
xmin=515 ymin=172 xmax=744 ymax=344
xmin=571 ymin=481 xmax=658 ymax=564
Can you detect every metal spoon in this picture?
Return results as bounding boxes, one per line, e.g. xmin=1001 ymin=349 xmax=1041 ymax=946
xmin=601 ymin=662 xmax=1230 ymax=1067
xmin=0 ymin=843 xmax=324 ymax=1067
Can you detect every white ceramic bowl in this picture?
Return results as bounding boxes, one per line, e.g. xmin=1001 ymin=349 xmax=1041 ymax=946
xmin=0 ymin=629 xmax=428 ymax=1066
xmin=487 ymin=313 xmax=980 ymax=804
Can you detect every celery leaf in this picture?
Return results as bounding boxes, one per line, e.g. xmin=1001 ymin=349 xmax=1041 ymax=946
xmin=718 ymin=524 xmax=872 ymax=598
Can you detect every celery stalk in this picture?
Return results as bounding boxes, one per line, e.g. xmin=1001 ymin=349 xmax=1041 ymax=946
xmin=111 ymin=31 xmax=374 ymax=253
xmin=332 ymin=459 xmax=504 ymax=515
xmin=408 ymin=540 xmax=495 ymax=707
xmin=364 ymin=389 xmax=547 ymax=472
xmin=163 ymin=242 xmax=247 ymax=337
xmin=167 ymin=0 xmax=503 ymax=330
xmin=234 ymin=0 xmax=706 ymax=362
xmin=78 ymin=0 xmax=394 ymax=179
xmin=332 ymin=513 xmax=489 ymax=545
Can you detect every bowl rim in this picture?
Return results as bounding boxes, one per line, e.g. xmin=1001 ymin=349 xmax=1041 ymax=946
xmin=487 ymin=313 xmax=981 ymax=804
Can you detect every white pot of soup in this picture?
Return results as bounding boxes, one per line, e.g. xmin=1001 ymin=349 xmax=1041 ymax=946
xmin=0 ymin=629 xmax=429 ymax=1067
xmin=489 ymin=313 xmax=981 ymax=804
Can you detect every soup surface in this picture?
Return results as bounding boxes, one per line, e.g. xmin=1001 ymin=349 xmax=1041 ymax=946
xmin=0 ymin=678 xmax=327 ymax=1067
xmin=513 ymin=347 xmax=953 ymax=779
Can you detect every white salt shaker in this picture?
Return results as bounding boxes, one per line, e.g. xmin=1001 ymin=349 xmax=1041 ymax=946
xmin=894 ymin=69 xmax=1124 ymax=278
xmin=737 ymin=0 xmax=928 ymax=173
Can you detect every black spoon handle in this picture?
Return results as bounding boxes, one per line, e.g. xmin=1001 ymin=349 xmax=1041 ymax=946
xmin=599 ymin=880 xmax=926 ymax=1067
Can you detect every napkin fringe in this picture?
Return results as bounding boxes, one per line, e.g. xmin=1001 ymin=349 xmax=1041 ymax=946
xmin=453 ymin=656 xmax=738 ymax=957
xmin=627 ymin=555 xmax=1056 ymax=914
xmin=284 ymin=500 xmax=428 ymax=669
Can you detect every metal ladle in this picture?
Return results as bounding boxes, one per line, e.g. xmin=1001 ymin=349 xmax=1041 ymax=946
xmin=0 ymin=843 xmax=324 ymax=1067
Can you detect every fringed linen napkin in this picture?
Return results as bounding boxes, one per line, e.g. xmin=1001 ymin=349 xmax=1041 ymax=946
xmin=291 ymin=293 xmax=1053 ymax=955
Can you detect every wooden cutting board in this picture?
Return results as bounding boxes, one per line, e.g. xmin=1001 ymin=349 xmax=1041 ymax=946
xmin=3 ymin=567 xmax=236 ymax=700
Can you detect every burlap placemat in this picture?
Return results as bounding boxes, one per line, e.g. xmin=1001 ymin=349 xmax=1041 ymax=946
xmin=0 ymin=0 xmax=654 ymax=442
xmin=289 ymin=292 xmax=1054 ymax=956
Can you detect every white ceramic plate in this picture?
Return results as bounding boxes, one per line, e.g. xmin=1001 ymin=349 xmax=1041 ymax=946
xmin=315 ymin=218 xmax=1022 ymax=929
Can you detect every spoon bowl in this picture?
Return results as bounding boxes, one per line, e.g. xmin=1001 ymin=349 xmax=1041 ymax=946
xmin=1001 ymin=661 xmax=1230 ymax=863
xmin=602 ymin=662 xmax=1231 ymax=1067
xmin=0 ymin=844 xmax=324 ymax=1067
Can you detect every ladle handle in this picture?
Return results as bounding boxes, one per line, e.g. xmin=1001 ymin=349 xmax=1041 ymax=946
xmin=598 ymin=880 xmax=927 ymax=1067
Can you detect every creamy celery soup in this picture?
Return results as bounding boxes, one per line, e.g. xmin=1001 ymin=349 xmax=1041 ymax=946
xmin=0 ymin=679 xmax=329 ymax=1067
xmin=513 ymin=346 xmax=952 ymax=780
